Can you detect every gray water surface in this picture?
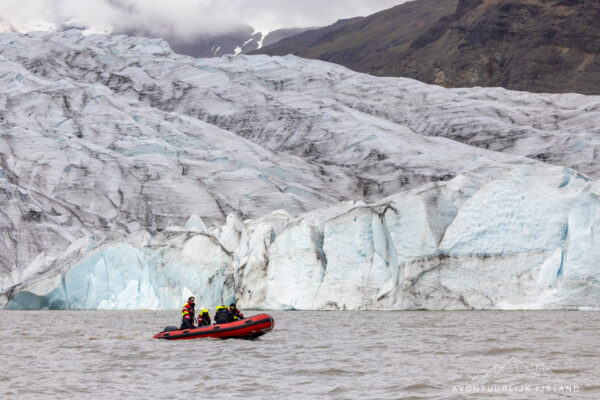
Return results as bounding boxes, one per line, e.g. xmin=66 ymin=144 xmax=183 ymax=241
xmin=0 ymin=311 xmax=598 ymax=399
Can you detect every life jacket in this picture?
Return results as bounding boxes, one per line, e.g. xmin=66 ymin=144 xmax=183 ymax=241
xmin=214 ymin=305 xmax=231 ymax=324
xmin=181 ymin=301 xmax=195 ymax=318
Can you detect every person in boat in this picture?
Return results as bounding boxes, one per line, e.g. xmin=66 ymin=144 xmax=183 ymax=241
xmin=214 ymin=305 xmax=232 ymax=324
xmin=198 ymin=308 xmax=211 ymax=326
xmin=229 ymin=303 xmax=244 ymax=321
xmin=180 ymin=309 xmax=195 ymax=329
xmin=180 ymin=296 xmax=196 ymax=329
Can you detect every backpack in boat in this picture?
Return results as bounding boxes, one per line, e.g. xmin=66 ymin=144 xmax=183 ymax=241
xmin=163 ymin=326 xmax=178 ymax=332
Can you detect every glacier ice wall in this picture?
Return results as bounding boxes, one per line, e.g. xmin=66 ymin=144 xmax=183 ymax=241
xmin=3 ymin=229 xmax=235 ymax=310
xmin=4 ymin=165 xmax=600 ymax=310
xmin=236 ymin=166 xmax=600 ymax=310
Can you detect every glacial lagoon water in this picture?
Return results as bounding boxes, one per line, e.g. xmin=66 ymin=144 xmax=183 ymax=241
xmin=1 ymin=310 xmax=599 ymax=399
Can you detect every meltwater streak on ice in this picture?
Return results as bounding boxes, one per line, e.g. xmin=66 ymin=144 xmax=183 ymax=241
xmin=0 ymin=311 xmax=599 ymax=399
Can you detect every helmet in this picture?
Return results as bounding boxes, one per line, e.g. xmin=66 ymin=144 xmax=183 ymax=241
xmin=201 ymin=308 xmax=208 ymax=314
xmin=229 ymin=303 xmax=236 ymax=308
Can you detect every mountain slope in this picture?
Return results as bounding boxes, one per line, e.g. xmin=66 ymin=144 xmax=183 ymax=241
xmin=260 ymin=27 xmax=318 ymax=48
xmin=398 ymin=0 xmax=600 ymax=94
xmin=252 ymin=0 xmax=457 ymax=72
xmin=255 ymin=0 xmax=600 ymax=94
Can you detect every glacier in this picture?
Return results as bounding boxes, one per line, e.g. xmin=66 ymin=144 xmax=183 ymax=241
xmin=3 ymin=165 xmax=600 ymax=310
xmin=1 ymin=31 xmax=600 ymax=310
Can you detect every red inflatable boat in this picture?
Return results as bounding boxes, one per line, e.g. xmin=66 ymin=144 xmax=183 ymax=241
xmin=153 ymin=313 xmax=275 ymax=340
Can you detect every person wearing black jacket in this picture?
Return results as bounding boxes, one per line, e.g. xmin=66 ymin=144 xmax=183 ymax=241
xmin=229 ymin=303 xmax=244 ymax=321
xmin=214 ymin=305 xmax=231 ymax=324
